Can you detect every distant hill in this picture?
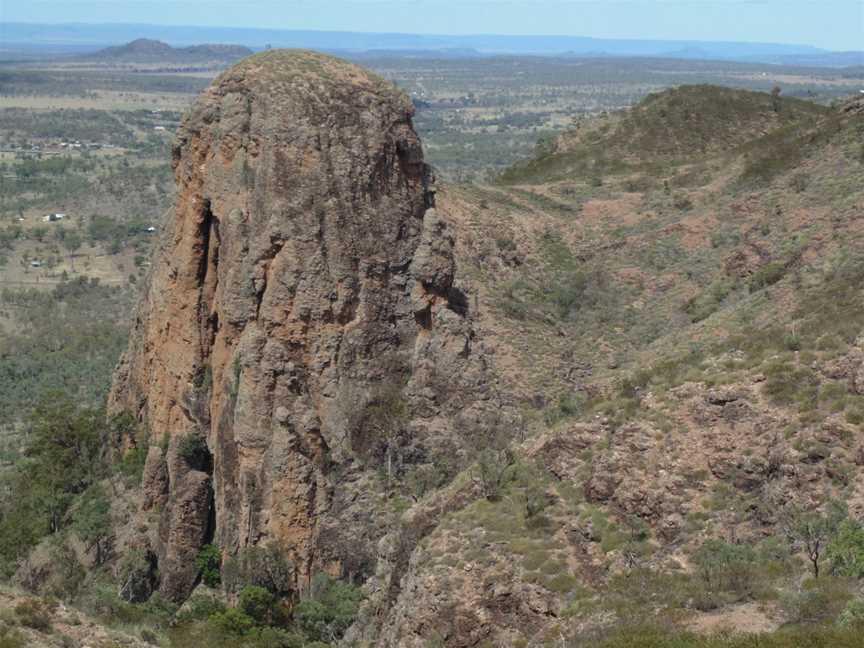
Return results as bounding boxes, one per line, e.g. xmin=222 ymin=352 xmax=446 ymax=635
xmin=350 ymin=48 xmax=483 ymax=60
xmin=743 ymin=51 xmax=864 ymax=67
xmin=83 ymin=38 xmax=252 ymax=63
xmin=5 ymin=23 xmax=861 ymax=67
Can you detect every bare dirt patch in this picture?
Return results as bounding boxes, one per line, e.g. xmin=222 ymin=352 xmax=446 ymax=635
xmin=687 ymin=602 xmax=781 ymax=635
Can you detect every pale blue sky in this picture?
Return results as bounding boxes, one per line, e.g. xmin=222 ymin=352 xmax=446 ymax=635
xmin=1 ymin=0 xmax=862 ymax=50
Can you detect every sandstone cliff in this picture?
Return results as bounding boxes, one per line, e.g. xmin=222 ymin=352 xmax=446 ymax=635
xmin=109 ymin=50 xmax=493 ymax=604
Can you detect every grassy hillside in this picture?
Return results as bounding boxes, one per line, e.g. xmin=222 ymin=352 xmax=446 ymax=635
xmin=416 ymin=87 xmax=864 ymax=645
xmin=499 ymin=85 xmax=831 ymax=184
xmin=476 ymin=90 xmax=864 ymax=397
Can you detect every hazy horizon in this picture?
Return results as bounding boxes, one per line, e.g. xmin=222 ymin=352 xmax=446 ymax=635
xmin=2 ymin=1 xmax=863 ymax=51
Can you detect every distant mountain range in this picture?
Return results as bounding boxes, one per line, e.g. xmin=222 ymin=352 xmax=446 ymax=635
xmin=1 ymin=22 xmax=861 ymax=67
xmin=82 ymin=38 xmax=252 ymax=63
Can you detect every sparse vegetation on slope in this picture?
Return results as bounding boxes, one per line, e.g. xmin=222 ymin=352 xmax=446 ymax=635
xmin=499 ymin=85 xmax=829 ymax=184
xmin=410 ymin=88 xmax=864 ymax=645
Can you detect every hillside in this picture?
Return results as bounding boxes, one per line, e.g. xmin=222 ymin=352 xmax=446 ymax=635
xmin=0 ymin=56 xmax=863 ymax=648
xmin=501 ymin=85 xmax=830 ymax=183
xmin=358 ymin=88 xmax=864 ymax=645
xmin=84 ymin=38 xmax=253 ymax=63
xmin=0 ymin=587 xmax=151 ymax=648
xmin=487 ymin=89 xmax=863 ymax=398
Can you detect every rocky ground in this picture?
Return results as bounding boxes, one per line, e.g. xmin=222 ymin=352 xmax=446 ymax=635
xmin=0 ymin=587 xmax=151 ymax=648
xmin=346 ymin=90 xmax=864 ymax=645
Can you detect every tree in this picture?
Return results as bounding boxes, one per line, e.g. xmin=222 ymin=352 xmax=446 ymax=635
xmin=196 ymin=544 xmax=222 ymax=588
xmin=72 ymin=484 xmax=113 ymax=566
xmin=465 ymin=414 xmax=516 ymax=501
xmin=61 ymin=231 xmax=83 ymax=271
xmin=781 ymin=501 xmax=846 ymax=578
xmin=208 ymin=607 xmax=255 ymax=637
xmin=238 ymin=585 xmax=276 ymax=625
xmin=360 ymin=384 xmax=409 ymax=489
xmin=692 ymin=539 xmax=757 ymax=597
xmin=23 ymin=395 xmax=105 ymax=533
xmin=771 ymin=85 xmax=782 ymax=113
xmin=118 ymin=548 xmax=158 ymax=603
xmin=0 ymin=394 xmax=107 ymax=574
xmin=31 ymin=226 xmax=48 ymax=243
xmin=221 ymin=543 xmax=294 ymax=597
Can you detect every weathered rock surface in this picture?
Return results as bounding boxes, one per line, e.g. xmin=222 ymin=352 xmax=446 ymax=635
xmin=109 ymin=50 xmax=493 ymax=604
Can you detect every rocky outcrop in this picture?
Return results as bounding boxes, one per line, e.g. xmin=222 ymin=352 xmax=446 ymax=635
xmin=109 ymin=50 xmax=493 ymax=603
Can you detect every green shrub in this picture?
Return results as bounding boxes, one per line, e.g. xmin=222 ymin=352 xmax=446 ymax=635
xmin=784 ymin=330 xmax=803 ymax=351
xmin=837 ymin=598 xmax=864 ymax=628
xmin=79 ymin=583 xmax=175 ymax=628
xmin=14 ymin=597 xmax=55 ymax=632
xmin=690 ymin=539 xmax=762 ymax=609
xmin=754 ymin=537 xmax=794 ymax=578
xmin=739 ymin=121 xmax=824 ymax=187
xmin=547 ymin=573 xmax=579 ymax=594
xmin=672 ymin=193 xmax=693 ymax=210
xmin=467 ymin=419 xmax=516 ymax=501
xmin=176 ymin=594 xmax=227 ymax=624
xmin=348 ymin=382 xmax=409 ymax=487
xmin=403 ymin=462 xmax=451 ymax=501
xmin=238 ymin=586 xmax=277 ymax=625
xmin=845 ymin=409 xmax=864 ymax=425
xmin=500 ymin=294 xmax=529 ymax=320
xmin=177 ymin=434 xmax=211 ymax=472
xmin=72 ymin=484 xmax=113 ymax=566
xmin=781 ymin=576 xmax=854 ymax=625
xmin=119 ymin=445 xmax=148 ymax=483
xmin=762 ymin=361 xmax=818 ymax=407
xmin=208 ymin=608 xmax=256 ymax=637
xmin=790 ymin=171 xmax=810 ymax=193
xmin=827 ymin=519 xmax=864 ymax=578
xmin=601 ymin=569 xmax=692 ymax=619
xmin=495 ymin=236 xmax=517 ymax=252
xmin=781 ymin=502 xmax=848 ymax=578
xmin=196 ymin=544 xmax=222 ymax=588
xmin=117 ymin=548 xmax=158 ymax=603
xmin=0 ymin=626 xmax=26 ymax=648
xmin=294 ymin=573 xmax=362 ymax=643
xmin=550 ymin=269 xmax=596 ymax=319
xmin=44 ymin=541 xmax=86 ymax=602
xmin=222 ymin=544 xmax=294 ymax=597
xmin=170 ymin=619 xmax=302 ymax=648
xmin=544 ymin=394 xmax=584 ymax=425
xmin=59 ymin=634 xmax=78 ymax=648
xmin=684 ymin=279 xmax=734 ymax=323
xmin=749 ymin=262 xmax=786 ymax=292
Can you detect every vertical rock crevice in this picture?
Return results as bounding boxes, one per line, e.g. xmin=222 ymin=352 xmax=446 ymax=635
xmin=197 ymin=198 xmax=220 ymax=365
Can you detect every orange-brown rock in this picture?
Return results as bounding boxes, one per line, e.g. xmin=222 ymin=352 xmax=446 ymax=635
xmin=109 ymin=50 xmax=492 ymax=602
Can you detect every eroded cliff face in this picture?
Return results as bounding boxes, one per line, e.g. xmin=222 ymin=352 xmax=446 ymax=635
xmin=109 ymin=50 xmax=492 ymax=603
